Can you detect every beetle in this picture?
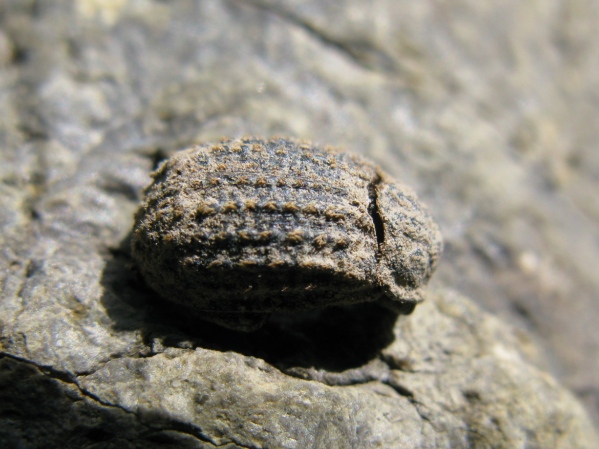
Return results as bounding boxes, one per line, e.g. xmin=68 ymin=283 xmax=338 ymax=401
xmin=131 ymin=137 xmax=442 ymax=331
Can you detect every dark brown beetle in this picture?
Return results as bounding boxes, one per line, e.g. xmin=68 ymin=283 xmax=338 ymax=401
xmin=132 ymin=137 xmax=442 ymax=331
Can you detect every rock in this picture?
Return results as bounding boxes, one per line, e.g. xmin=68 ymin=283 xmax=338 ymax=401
xmin=1 ymin=292 xmax=597 ymax=448
xmin=0 ymin=0 xmax=598 ymax=447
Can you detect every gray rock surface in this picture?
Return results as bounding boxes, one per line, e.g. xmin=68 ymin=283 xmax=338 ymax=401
xmin=2 ymin=292 xmax=597 ymax=448
xmin=1 ymin=0 xmax=598 ymax=447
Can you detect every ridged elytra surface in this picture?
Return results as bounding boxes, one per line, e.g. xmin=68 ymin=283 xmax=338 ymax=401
xmin=131 ymin=137 xmax=443 ymax=331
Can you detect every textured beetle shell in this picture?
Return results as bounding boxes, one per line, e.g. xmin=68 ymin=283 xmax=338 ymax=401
xmin=131 ymin=137 xmax=442 ymax=330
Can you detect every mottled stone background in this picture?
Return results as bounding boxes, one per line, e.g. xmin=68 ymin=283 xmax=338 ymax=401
xmin=1 ymin=0 xmax=598 ymax=447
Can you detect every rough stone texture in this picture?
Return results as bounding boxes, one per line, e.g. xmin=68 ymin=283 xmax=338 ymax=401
xmin=1 ymin=293 xmax=597 ymax=448
xmin=1 ymin=0 xmax=598 ymax=447
xmin=132 ymin=138 xmax=442 ymax=330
